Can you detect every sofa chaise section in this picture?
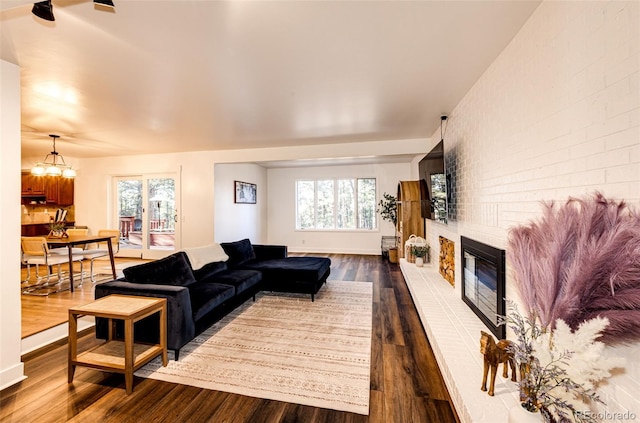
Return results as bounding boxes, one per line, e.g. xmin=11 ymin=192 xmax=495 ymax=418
xmin=221 ymin=239 xmax=331 ymax=301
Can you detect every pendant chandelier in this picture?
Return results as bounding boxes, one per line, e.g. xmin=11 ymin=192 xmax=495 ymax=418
xmin=31 ymin=134 xmax=76 ymax=178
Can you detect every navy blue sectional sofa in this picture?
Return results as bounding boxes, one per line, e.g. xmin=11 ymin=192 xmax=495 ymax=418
xmin=95 ymin=239 xmax=331 ymax=359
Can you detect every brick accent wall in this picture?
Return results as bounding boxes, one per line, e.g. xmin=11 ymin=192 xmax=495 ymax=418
xmin=425 ymin=1 xmax=639 ymax=418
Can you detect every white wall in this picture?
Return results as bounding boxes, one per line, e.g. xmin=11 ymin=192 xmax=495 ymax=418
xmin=70 ymin=143 xmax=423 ymax=262
xmin=214 ymin=163 xmax=268 ymax=244
xmin=72 ymin=139 xmax=427 ymax=251
xmin=424 ymin=1 xmax=639 ymax=417
xmin=0 ymin=60 xmax=26 ymax=389
xmin=74 ymin=151 xmax=217 ymax=250
xmin=267 ymin=162 xmax=411 ymax=254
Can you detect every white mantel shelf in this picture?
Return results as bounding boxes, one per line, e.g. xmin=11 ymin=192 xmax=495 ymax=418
xmin=399 ymin=259 xmax=519 ymax=423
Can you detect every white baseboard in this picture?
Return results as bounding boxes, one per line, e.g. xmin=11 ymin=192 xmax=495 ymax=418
xmin=21 ymin=316 xmax=95 ymax=356
xmin=287 ymin=247 xmax=380 ymax=255
xmin=0 ymin=362 xmax=26 ymax=391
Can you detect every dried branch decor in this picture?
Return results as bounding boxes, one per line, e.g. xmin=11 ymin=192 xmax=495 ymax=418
xmin=502 ymin=302 xmax=624 ymax=422
xmin=507 ymin=192 xmax=640 ymax=344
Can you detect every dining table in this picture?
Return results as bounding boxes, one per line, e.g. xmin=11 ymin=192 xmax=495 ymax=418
xmin=46 ymin=234 xmax=117 ymax=292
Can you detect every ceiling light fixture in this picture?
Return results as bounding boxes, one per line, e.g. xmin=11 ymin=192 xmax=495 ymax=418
xmin=94 ymin=0 xmax=115 ymax=7
xmin=440 ymin=115 xmax=448 ymax=142
xmin=32 ymin=0 xmax=54 ymax=21
xmin=31 ymin=134 xmax=76 ymax=178
xmin=32 ymin=0 xmax=115 ymax=21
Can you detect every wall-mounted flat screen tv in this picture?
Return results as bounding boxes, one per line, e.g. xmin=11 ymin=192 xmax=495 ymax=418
xmin=419 ymin=140 xmax=447 ymax=223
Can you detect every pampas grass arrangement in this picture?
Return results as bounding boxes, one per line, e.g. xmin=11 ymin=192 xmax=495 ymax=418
xmin=507 ymin=192 xmax=640 ymax=344
xmin=501 ymin=302 xmax=625 ymax=423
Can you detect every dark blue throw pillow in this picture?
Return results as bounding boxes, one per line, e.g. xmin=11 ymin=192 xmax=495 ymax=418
xmin=220 ymin=238 xmax=256 ymax=268
xmin=123 ymin=251 xmax=197 ymax=287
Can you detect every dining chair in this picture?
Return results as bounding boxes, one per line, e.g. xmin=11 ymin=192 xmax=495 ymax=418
xmin=50 ymin=227 xmax=91 ymax=281
xmin=66 ymin=228 xmax=88 ymax=237
xmin=82 ymin=229 xmax=120 ymax=283
xmin=21 ymin=236 xmax=84 ymax=295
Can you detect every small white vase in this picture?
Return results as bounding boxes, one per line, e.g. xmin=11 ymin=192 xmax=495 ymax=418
xmin=415 ymin=257 xmax=424 ymax=267
xmin=508 ymin=404 xmax=541 ymax=423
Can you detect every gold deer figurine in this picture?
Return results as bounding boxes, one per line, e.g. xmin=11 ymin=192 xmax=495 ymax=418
xmin=480 ymin=330 xmax=517 ymax=396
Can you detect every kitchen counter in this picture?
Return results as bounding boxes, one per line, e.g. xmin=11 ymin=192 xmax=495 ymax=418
xmin=21 ymin=221 xmax=75 ymax=236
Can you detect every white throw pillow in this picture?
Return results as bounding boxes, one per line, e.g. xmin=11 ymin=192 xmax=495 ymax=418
xmin=183 ymin=243 xmax=229 ymax=271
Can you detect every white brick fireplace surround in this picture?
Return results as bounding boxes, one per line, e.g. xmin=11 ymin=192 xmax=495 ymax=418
xmin=415 ymin=1 xmax=639 ymax=421
xmin=400 ymin=260 xmax=519 ymax=423
xmin=401 ymin=260 xmax=639 ymax=423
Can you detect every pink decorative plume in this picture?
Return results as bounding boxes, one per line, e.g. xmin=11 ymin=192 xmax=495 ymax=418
xmin=507 ymin=192 xmax=640 ymax=344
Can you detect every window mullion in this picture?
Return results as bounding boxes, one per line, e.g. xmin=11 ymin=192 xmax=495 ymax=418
xmin=314 ymin=180 xmax=318 ymax=229
xmin=335 ymin=179 xmax=340 ymax=229
xmin=351 ymin=178 xmax=357 ymax=230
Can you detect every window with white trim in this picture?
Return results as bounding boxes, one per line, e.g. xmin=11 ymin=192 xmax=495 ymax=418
xmin=296 ymin=178 xmax=377 ymax=230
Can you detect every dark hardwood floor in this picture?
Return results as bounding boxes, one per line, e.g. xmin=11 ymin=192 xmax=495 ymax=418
xmin=20 ymin=258 xmax=146 ymax=338
xmin=3 ymin=254 xmax=460 ymax=423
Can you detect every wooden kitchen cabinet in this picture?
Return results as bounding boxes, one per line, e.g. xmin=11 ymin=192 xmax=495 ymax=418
xmin=21 ymin=221 xmax=75 ymax=236
xmin=57 ymin=177 xmax=74 ymax=206
xmin=44 ymin=176 xmax=59 ymax=205
xmin=21 ymin=223 xmax=50 ymax=236
xmin=21 ymin=172 xmax=45 ymax=195
xmin=21 ymin=172 xmax=74 ymax=206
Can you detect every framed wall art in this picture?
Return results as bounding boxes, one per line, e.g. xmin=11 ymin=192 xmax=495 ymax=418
xmin=234 ymin=180 xmax=257 ymax=204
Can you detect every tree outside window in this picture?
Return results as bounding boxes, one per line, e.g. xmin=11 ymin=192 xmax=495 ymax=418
xmin=357 ymin=178 xmax=376 ymax=229
xmin=296 ymin=180 xmax=315 ymax=229
xmin=296 ymin=178 xmax=377 ymax=230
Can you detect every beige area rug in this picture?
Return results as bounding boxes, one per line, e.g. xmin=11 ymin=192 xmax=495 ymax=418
xmin=135 ymin=280 xmax=373 ymax=415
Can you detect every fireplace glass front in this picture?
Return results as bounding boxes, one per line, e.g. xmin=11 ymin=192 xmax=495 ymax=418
xmin=461 ymin=236 xmax=505 ymax=339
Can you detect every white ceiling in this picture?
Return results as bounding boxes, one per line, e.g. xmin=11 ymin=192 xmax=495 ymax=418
xmin=1 ymin=0 xmax=540 ymax=160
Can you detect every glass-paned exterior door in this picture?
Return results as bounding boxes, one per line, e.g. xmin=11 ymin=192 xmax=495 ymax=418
xmin=115 ymin=173 xmax=180 ymax=259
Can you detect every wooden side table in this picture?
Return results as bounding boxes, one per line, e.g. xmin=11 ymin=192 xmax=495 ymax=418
xmin=68 ymin=294 xmax=168 ymax=394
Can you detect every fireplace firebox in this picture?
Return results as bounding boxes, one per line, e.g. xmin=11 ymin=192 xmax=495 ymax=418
xmin=461 ymin=236 xmax=506 ymax=339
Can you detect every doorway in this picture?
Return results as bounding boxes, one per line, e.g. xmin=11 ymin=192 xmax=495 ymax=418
xmin=114 ymin=173 xmax=180 ymax=259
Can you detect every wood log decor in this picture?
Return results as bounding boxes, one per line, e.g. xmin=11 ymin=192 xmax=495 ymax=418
xmin=439 ymin=236 xmax=455 ymax=286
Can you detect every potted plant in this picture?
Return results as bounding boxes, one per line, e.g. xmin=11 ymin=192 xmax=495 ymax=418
xmin=48 ymin=221 xmax=67 ymax=238
xmin=377 ymin=192 xmax=398 ymax=227
xmin=377 ymin=193 xmax=398 ymax=262
xmin=411 ymin=244 xmax=430 ymax=267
